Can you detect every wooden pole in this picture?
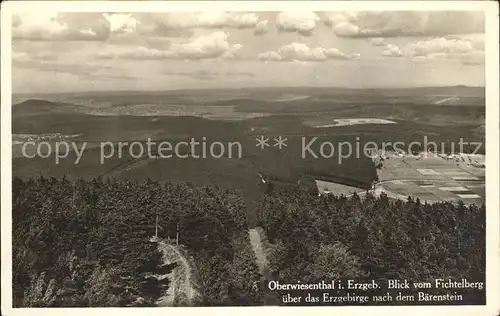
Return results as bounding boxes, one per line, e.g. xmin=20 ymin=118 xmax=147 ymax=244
xmin=155 ymin=210 xmax=158 ymax=238
xmin=176 ymin=222 xmax=179 ymax=245
xmin=72 ymin=182 xmax=76 ymax=209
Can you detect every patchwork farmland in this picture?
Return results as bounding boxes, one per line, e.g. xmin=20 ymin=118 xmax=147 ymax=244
xmin=315 ymin=151 xmax=485 ymax=205
xmin=373 ymin=151 xmax=485 ymax=205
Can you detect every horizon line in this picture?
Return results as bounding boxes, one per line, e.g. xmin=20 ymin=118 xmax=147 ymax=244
xmin=12 ymin=84 xmax=486 ymax=95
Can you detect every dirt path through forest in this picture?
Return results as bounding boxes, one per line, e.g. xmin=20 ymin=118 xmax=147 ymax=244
xmin=249 ymin=228 xmax=268 ymax=276
xmin=249 ymin=228 xmax=279 ymax=305
xmin=155 ymin=241 xmax=198 ymax=306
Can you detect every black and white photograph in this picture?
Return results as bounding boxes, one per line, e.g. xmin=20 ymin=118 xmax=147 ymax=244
xmin=1 ymin=1 xmax=499 ymax=315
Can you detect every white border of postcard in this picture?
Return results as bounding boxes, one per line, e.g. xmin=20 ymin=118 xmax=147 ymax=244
xmin=1 ymin=1 xmax=499 ymax=316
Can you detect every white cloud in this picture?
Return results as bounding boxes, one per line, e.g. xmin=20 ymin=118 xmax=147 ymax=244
xmin=221 ymin=43 xmax=243 ymax=59
xmin=382 ymin=44 xmax=403 ymax=57
xmin=460 ymin=51 xmax=485 ymax=65
xmin=333 ymin=22 xmax=361 ymax=37
xmin=121 ymin=47 xmax=173 ymax=60
xmin=12 ymin=51 xmax=31 ymax=62
xmin=146 ymin=12 xmax=261 ymax=30
xmin=101 ymin=12 xmax=268 ymax=42
xmin=419 ymin=50 xmax=485 ymax=65
xmin=469 ymin=37 xmax=485 ymax=51
xmin=412 ymin=56 xmax=427 ymax=62
xmin=323 ymin=11 xmax=484 ymax=38
xmin=324 ymin=48 xmax=360 ymax=60
xmin=258 ymin=51 xmax=282 ymax=61
xmin=446 ymin=34 xmax=485 ymax=51
xmin=370 ymin=37 xmax=386 ymax=46
xmin=322 ymin=12 xmax=357 ymax=26
xmin=13 ymin=11 xmax=109 ymax=41
xmin=403 ymin=37 xmax=485 ymax=65
xmin=254 ymin=20 xmax=269 ymax=35
xmin=12 ymin=9 xmax=68 ymax=40
xmin=12 ymin=11 xmax=266 ymax=43
xmin=280 ymin=43 xmax=327 ymax=61
xmin=198 ymin=11 xmax=259 ymax=28
xmin=98 ymin=31 xmax=242 ymax=60
xmin=276 ymin=12 xmax=320 ymax=36
xmin=347 ymin=53 xmax=361 ymax=59
xmin=406 ymin=38 xmax=475 ymax=57
xmin=103 ymin=13 xmax=140 ymax=34
xmin=170 ymin=31 xmax=237 ymax=59
xmin=13 ymin=49 xmax=61 ymax=64
xmin=259 ymin=42 xmax=359 ymax=62
xmin=80 ymin=28 xmax=97 ymax=36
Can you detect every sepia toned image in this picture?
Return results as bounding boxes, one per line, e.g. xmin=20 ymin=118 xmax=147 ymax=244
xmin=1 ymin=1 xmax=499 ymax=315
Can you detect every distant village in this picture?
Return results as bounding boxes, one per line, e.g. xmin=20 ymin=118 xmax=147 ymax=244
xmin=13 ymin=133 xmax=81 ymax=142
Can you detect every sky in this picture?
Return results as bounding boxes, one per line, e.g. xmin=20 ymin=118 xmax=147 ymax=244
xmin=11 ymin=10 xmax=486 ymax=93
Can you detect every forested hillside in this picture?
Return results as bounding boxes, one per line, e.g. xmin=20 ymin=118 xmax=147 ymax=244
xmin=256 ymin=188 xmax=485 ymax=302
xmin=12 ymin=177 xmax=485 ymax=306
xmin=12 ymin=177 xmax=260 ymax=307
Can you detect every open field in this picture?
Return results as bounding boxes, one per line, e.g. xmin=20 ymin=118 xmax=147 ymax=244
xmin=315 ymin=118 xmax=397 ymax=128
xmin=315 ymin=179 xmax=365 ymax=196
xmin=374 ymin=152 xmax=485 ymax=205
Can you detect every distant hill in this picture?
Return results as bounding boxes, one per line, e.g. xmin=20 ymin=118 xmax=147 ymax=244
xmin=399 ymin=85 xmax=485 ymax=98
xmin=12 ymin=85 xmax=485 ymax=103
xmin=13 ymin=99 xmax=86 ymax=117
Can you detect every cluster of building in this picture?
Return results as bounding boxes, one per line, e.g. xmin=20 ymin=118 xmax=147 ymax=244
xmin=437 ymin=153 xmax=485 ymax=168
xmin=15 ymin=133 xmax=81 ymax=142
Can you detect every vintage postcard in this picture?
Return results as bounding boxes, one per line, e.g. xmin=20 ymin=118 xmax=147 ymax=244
xmin=1 ymin=1 xmax=499 ymax=316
